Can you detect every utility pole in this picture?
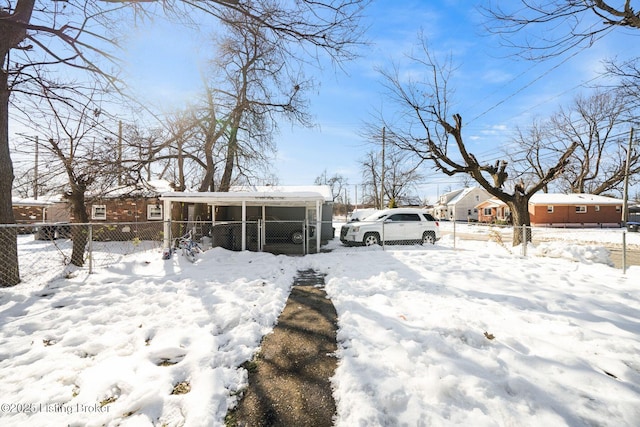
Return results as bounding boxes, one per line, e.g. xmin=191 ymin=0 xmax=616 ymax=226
xmin=622 ymin=127 xmax=634 ymax=225
xmin=118 ymin=120 xmax=123 ymax=186
xmin=380 ymin=127 xmax=385 ymax=210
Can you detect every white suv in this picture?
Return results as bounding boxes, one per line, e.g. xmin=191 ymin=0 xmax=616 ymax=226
xmin=340 ymin=208 xmax=440 ymax=246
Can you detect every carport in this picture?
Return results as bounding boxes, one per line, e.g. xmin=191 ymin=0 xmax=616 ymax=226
xmin=160 ymin=190 xmax=329 ymax=254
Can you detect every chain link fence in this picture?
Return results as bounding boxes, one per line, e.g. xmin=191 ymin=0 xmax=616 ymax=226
xmin=2 ymin=219 xmax=638 ymax=288
xmin=1 ymin=222 xmax=165 ymax=288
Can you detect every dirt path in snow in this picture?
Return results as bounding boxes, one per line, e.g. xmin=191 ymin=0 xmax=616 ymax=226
xmin=226 ymin=270 xmax=338 ymax=427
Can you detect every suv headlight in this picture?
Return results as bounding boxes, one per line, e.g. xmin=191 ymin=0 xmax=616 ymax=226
xmin=351 ymin=226 xmax=360 ymax=232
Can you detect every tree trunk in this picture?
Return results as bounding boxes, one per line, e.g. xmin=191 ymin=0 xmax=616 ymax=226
xmin=507 ymin=194 xmax=532 ymax=246
xmin=67 ymin=189 xmax=89 ymax=267
xmin=219 ymin=125 xmax=239 ymax=192
xmin=0 ymin=66 xmax=20 ymax=286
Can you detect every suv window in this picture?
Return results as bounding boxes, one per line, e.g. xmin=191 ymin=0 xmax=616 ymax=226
xmin=421 ymin=213 xmax=436 ymax=221
xmin=387 ymin=213 xmax=421 ymax=222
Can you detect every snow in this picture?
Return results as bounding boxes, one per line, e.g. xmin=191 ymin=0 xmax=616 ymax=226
xmin=529 ymin=193 xmax=624 ymax=205
xmin=1 ymin=223 xmax=639 ymax=426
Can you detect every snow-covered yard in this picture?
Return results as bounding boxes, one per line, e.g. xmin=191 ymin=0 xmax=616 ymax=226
xmin=1 ymin=226 xmax=639 ymax=426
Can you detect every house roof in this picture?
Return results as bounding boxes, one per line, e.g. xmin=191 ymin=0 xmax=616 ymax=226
xmin=437 ymin=188 xmax=464 ymax=205
xmin=529 ymin=193 xmax=623 ymax=206
xmin=160 ymin=187 xmax=329 ymax=207
xmin=229 ymin=185 xmax=333 ymax=202
xmin=92 ymin=179 xmax=175 ymax=199
xmin=476 ymin=193 xmax=624 ymax=208
xmin=476 ymin=197 xmax=507 ymax=209
xmin=446 ymin=187 xmax=489 ymax=205
xmin=11 ymin=197 xmax=54 ymax=207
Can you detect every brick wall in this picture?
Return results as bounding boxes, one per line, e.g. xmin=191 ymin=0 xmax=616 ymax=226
xmin=530 ymin=204 xmax=622 ymax=226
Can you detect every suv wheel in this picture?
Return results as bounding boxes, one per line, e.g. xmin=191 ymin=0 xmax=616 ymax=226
xmin=291 ymin=231 xmax=304 ymax=244
xmin=363 ymin=232 xmax=380 ymax=246
xmin=422 ymin=231 xmax=436 ymax=245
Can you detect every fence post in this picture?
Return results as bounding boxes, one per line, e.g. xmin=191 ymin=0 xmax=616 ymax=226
xmin=622 ymin=231 xmax=627 ymax=275
xmin=453 ymin=219 xmax=456 ymax=250
xmin=88 ymin=224 xmax=93 ymax=274
xmin=382 ymin=221 xmax=385 ymax=250
xmin=522 ymin=225 xmax=527 ymax=257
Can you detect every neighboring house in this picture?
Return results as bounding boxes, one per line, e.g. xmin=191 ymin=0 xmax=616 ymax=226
xmin=433 ymin=187 xmax=492 ymax=221
xmin=80 ymin=179 xmax=174 ymax=223
xmin=529 ymin=193 xmax=623 ymax=227
xmin=477 ymin=193 xmax=624 ymax=227
xmin=12 ymin=198 xmax=54 ymax=223
xmin=476 ymin=197 xmax=510 ymax=224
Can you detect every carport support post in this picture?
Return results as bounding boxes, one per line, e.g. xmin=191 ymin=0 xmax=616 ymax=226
xmin=241 ymin=201 xmax=247 ymax=251
xmin=163 ymin=199 xmax=172 ymax=249
xmin=316 ymin=200 xmax=322 ymax=254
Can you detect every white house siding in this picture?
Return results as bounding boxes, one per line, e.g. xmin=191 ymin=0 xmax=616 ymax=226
xmin=445 ymin=187 xmax=492 ymax=221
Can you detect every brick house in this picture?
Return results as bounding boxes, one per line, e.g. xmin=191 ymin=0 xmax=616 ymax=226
xmin=476 ymin=193 xmax=624 ymax=227
xmin=12 ymin=198 xmax=53 ymax=223
xmin=75 ymin=180 xmax=175 ymax=240
xmin=529 ymin=193 xmax=623 ymax=227
xmin=476 ymin=197 xmax=510 ymax=224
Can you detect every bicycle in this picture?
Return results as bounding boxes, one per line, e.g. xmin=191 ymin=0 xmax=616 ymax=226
xmin=174 ymin=230 xmax=202 ymax=262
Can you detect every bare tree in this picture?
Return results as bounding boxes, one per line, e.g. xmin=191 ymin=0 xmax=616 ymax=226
xmin=27 ymin=84 xmax=120 ymax=266
xmin=511 ymin=90 xmax=639 ymax=196
xmin=378 ymin=40 xmax=577 ymax=245
xmin=359 ymin=148 xmax=424 ymax=207
xmin=359 ymin=124 xmax=426 ymax=207
xmin=1 ymin=0 xmax=368 ymax=285
xmin=213 ymin=9 xmax=314 ymax=192
xmin=482 ymin=0 xmax=640 ymax=59
xmin=315 ymin=170 xmax=348 ymax=202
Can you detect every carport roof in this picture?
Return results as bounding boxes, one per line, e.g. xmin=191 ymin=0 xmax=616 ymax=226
xmin=160 ymin=191 xmax=328 ymax=206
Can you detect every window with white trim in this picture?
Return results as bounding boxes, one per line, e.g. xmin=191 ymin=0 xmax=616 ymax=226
xmin=91 ymin=205 xmax=107 ymax=220
xmin=576 ymin=205 xmax=587 ymax=213
xmin=483 ymin=208 xmax=492 ymax=216
xmin=595 ymin=205 xmax=600 ymax=212
xmin=147 ymin=205 xmax=163 ymax=220
xmin=547 ymin=205 xmax=554 ymax=213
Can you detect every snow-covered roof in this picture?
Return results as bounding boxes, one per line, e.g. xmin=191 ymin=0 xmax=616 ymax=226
xmin=94 ymin=179 xmax=174 ymax=198
xmin=529 ymin=193 xmax=624 ymax=206
xmin=446 ymin=187 xmax=486 ymax=205
xmin=228 ymin=185 xmax=333 ymax=202
xmin=476 ymin=197 xmax=506 ymax=208
xmin=11 ymin=197 xmax=54 ymax=207
xmin=160 ymin=190 xmax=328 ymax=207
xmin=437 ymin=188 xmax=464 ymax=205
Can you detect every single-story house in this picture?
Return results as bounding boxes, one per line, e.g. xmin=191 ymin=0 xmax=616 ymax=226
xmin=160 ymin=185 xmax=334 ymax=255
xmin=12 ymin=197 xmax=55 ymax=223
xmin=476 ymin=197 xmax=511 ymax=224
xmin=477 ymin=193 xmax=624 ymax=227
xmin=529 ymin=193 xmax=623 ymax=227
xmin=433 ymin=187 xmax=492 ymax=221
xmin=79 ymin=179 xmax=174 ymax=223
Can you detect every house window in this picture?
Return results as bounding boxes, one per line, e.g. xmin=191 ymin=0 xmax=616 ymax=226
xmin=595 ymin=205 xmax=600 ymax=212
xmin=483 ymin=208 xmax=492 ymax=216
xmin=576 ymin=205 xmax=587 ymax=214
xmin=147 ymin=205 xmax=163 ymax=220
xmin=547 ymin=206 xmax=554 ymax=214
xmin=91 ymin=205 xmax=107 ymax=220
xmin=616 ymin=206 xmax=621 ymax=213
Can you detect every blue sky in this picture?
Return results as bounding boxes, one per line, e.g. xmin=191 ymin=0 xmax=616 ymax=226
xmin=120 ymin=0 xmax=637 ymax=204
